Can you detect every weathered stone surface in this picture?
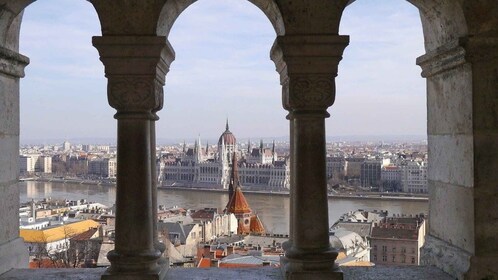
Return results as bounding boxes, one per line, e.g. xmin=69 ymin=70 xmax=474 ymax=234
xmin=0 ymin=78 xmax=19 ymax=136
xmin=408 ymin=0 xmax=467 ymax=53
xmin=427 ymin=135 xmax=473 ymax=187
xmin=0 ymin=238 xmax=28 ymax=275
xmin=425 ymin=64 xmax=472 ymax=135
xmin=0 ymin=136 xmax=18 ymax=185
xmin=0 ymin=266 xmax=454 ymax=280
xmin=421 ymin=235 xmax=471 ymax=280
xmin=427 ymin=180 xmax=474 ymax=254
xmin=0 ymin=180 xmax=20 ymax=244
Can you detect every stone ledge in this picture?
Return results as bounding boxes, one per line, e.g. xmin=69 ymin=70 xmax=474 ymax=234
xmin=0 ymin=266 xmax=452 ymax=280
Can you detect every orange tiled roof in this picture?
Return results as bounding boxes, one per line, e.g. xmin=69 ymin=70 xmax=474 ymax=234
xmin=250 ymin=215 xmax=265 ymax=234
xmin=226 ymin=187 xmax=252 ymax=215
xmin=197 ymin=258 xmax=211 ymax=268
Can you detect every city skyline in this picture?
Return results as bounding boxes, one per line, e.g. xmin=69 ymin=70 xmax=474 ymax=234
xmin=19 ymin=0 xmax=426 ymax=142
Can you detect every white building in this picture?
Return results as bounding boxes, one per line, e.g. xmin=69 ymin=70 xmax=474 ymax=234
xmin=158 ymin=121 xmax=290 ymax=191
xmin=19 ymin=154 xmax=52 ymax=174
xmin=400 ymin=161 xmax=428 ymax=193
xmin=380 ymin=160 xmax=428 ymax=194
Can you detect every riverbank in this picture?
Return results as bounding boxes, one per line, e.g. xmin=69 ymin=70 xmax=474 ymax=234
xmin=21 ymin=177 xmax=428 ymax=202
xmin=161 ymin=185 xmax=428 ymax=201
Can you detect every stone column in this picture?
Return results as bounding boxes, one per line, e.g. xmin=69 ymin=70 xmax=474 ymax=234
xmin=0 ymin=45 xmax=30 ymax=275
xmin=93 ymin=36 xmax=174 ymax=280
xmin=272 ymin=35 xmax=349 ymax=280
xmin=418 ymin=35 xmax=498 ymax=279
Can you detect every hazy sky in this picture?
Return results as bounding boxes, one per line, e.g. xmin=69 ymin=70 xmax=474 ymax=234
xmin=19 ymin=0 xmax=426 ymax=143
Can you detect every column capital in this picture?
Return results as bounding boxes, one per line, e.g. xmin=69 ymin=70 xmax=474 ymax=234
xmin=416 ymin=36 xmax=498 ymax=78
xmin=271 ymin=35 xmax=349 ymax=115
xmin=0 ymin=47 xmax=29 ymax=78
xmin=92 ymin=36 xmax=175 ymax=118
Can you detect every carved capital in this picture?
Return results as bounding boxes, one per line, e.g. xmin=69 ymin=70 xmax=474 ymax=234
xmin=271 ymin=35 xmax=349 ymax=81
xmin=271 ymin=35 xmax=348 ymax=116
xmin=93 ymin=36 xmax=174 ymax=118
xmin=108 ymin=76 xmax=163 ymax=117
xmin=283 ymin=74 xmax=335 ymax=114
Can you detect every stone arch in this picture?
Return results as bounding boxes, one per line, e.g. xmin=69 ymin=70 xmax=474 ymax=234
xmin=0 ymin=1 xmax=35 ymax=51
xmin=156 ymin=0 xmax=285 ymax=37
xmin=407 ymin=0 xmax=468 ymax=52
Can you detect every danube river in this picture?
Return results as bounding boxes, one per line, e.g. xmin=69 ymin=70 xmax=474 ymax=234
xmin=19 ymin=181 xmax=428 ymax=235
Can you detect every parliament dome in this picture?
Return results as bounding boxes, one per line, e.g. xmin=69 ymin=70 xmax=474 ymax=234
xmin=218 ymin=120 xmax=236 ymax=145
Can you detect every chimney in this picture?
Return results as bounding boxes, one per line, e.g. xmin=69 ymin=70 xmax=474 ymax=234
xmin=203 ymin=245 xmax=211 ymax=260
xmin=227 ymin=245 xmax=234 ymax=255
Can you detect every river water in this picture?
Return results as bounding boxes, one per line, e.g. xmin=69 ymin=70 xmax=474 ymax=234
xmin=19 ymin=181 xmax=428 ymax=235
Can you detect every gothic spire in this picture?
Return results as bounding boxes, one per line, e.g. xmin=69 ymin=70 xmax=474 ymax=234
xmin=226 ymin=118 xmax=229 ymax=131
xmin=272 ymin=140 xmax=276 ymax=164
xmin=228 ymin=152 xmax=239 ymax=203
xmin=248 ymin=138 xmax=251 ymax=154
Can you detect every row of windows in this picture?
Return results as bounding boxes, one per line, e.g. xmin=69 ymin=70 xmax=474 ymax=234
xmin=373 ymin=254 xmax=416 ymax=264
xmin=374 ymin=245 xmax=417 ymax=254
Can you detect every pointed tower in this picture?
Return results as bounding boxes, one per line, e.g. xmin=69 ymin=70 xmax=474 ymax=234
xmin=227 ymin=152 xmax=239 ymax=201
xmin=247 ymin=138 xmax=251 ymax=155
xmin=225 ymin=153 xmax=265 ymax=235
xmin=195 ymin=135 xmax=202 ymax=163
xmin=205 ymin=141 xmax=209 ymax=156
xmin=272 ymin=140 xmax=276 ymax=164
xmin=182 ymin=140 xmax=186 ymax=153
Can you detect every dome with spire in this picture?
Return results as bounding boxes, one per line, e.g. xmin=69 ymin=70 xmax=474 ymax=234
xmin=218 ymin=119 xmax=236 ymax=146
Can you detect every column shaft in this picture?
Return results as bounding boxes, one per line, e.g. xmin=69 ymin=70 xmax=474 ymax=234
xmin=109 ymin=117 xmax=159 ymax=271
xmin=290 ymin=114 xmax=329 ymax=251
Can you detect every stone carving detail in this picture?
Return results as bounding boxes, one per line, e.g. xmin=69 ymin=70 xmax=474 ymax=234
xmin=285 ymin=76 xmax=335 ymax=111
xmin=108 ymin=77 xmax=163 ymax=113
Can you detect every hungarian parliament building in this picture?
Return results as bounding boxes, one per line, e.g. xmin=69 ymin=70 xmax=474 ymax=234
xmin=157 ymin=122 xmax=290 ymax=191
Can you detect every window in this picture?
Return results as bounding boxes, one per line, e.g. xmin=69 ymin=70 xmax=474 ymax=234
xmin=401 ymin=246 xmax=406 ymax=253
xmin=411 ymin=257 xmax=416 ymax=264
xmin=412 ymin=247 xmax=416 ymax=254
xmin=373 ymin=254 xmax=377 ymax=261
xmin=392 ymin=256 xmax=396 ymax=263
xmin=392 ymin=247 xmax=396 ymax=253
xmin=373 ymin=245 xmax=377 ymax=251
xmin=382 ymin=245 xmax=387 ymax=252
xmin=402 ymin=256 xmax=406 ymax=263
xmin=382 ymin=255 xmax=387 ymax=262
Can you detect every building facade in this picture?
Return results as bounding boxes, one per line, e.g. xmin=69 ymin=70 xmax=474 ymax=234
xmin=19 ymin=154 xmax=52 ymax=175
xmin=370 ymin=216 xmax=426 ymax=266
xmin=158 ymin=122 xmax=290 ymax=191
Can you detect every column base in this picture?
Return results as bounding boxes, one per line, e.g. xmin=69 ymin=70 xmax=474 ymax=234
xmin=101 ymin=263 xmax=168 ymax=280
xmin=280 ymin=252 xmax=342 ymax=280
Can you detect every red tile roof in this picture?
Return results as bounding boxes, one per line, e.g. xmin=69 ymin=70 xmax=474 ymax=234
xmin=226 ymin=187 xmax=252 ymax=215
xmin=197 ymin=258 xmax=211 ymax=268
xmin=250 ymin=215 xmax=265 ymax=234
